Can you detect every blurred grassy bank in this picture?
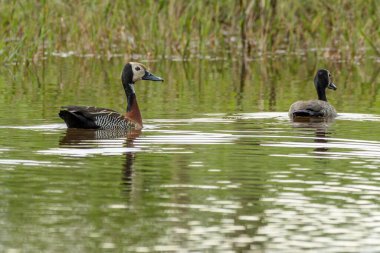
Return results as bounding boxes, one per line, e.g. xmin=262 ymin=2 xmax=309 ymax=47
xmin=1 ymin=0 xmax=379 ymax=63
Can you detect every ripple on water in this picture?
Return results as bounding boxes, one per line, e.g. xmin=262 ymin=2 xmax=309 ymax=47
xmin=0 ymin=159 xmax=71 ymax=168
xmin=1 ymin=112 xmax=380 ymax=252
xmin=37 ymin=147 xmax=141 ymax=157
xmin=263 ymin=137 xmax=380 ymax=161
xmin=37 ymin=129 xmax=237 ymax=157
xmin=0 ymin=124 xmax=66 ymax=131
xmin=259 ymin=191 xmax=380 ymax=252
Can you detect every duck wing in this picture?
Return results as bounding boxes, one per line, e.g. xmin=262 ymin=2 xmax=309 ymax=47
xmin=59 ymin=106 xmax=130 ymax=129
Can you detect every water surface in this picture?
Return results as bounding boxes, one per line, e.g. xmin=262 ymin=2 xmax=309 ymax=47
xmin=0 ymin=57 xmax=379 ymax=252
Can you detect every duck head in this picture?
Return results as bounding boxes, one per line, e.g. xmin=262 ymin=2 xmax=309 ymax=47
xmin=121 ymin=62 xmax=164 ymax=94
xmin=314 ymin=69 xmax=337 ymax=101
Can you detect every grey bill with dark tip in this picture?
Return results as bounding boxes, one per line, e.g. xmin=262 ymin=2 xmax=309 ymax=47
xmin=142 ymin=71 xmax=164 ymax=82
xmin=328 ymin=83 xmax=337 ymax=90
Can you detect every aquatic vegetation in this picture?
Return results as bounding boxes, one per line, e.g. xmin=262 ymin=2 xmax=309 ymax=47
xmin=0 ymin=0 xmax=379 ymax=63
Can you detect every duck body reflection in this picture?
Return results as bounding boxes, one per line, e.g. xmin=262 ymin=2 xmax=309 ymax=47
xmin=60 ymin=128 xmax=141 ymax=194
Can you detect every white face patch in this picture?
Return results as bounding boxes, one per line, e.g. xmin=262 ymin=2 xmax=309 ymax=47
xmin=130 ymin=62 xmax=146 ymax=82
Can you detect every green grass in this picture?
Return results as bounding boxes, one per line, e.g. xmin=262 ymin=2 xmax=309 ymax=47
xmin=0 ymin=0 xmax=379 ymax=63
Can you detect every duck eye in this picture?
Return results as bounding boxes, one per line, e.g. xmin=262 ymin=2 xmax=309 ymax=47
xmin=135 ymin=67 xmax=141 ymax=71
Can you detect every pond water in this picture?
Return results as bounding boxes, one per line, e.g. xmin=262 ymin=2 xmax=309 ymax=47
xmin=0 ymin=57 xmax=380 ymax=252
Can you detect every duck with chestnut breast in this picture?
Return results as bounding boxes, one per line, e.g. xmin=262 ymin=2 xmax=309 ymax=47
xmin=59 ymin=62 xmax=163 ymax=130
xmin=289 ymin=69 xmax=337 ymax=119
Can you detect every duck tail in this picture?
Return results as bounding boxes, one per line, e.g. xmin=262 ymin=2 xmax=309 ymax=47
xmin=59 ymin=110 xmax=98 ymax=129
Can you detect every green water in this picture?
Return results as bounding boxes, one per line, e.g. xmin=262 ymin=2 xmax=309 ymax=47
xmin=0 ymin=57 xmax=380 ymax=252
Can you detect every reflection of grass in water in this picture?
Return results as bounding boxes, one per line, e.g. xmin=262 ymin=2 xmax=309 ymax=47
xmin=0 ymin=56 xmax=379 ymax=124
xmin=0 ymin=1 xmax=379 ymax=63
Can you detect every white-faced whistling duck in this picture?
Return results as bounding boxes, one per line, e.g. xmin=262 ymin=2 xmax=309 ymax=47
xmin=59 ymin=62 xmax=163 ymax=130
xmin=289 ymin=69 xmax=337 ymax=119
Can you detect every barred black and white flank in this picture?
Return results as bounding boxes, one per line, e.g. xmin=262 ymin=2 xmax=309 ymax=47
xmin=59 ymin=106 xmax=135 ymax=129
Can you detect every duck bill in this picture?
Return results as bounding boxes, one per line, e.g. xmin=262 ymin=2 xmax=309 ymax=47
xmin=328 ymin=82 xmax=337 ymax=90
xmin=142 ymin=71 xmax=164 ymax=82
